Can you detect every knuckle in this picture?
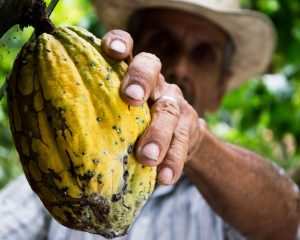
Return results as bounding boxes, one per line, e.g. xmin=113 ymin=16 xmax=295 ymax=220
xmin=182 ymin=100 xmax=196 ymax=115
xmin=129 ymin=68 xmax=146 ymax=81
xmin=174 ymin=126 xmax=190 ymax=145
xmin=146 ymin=123 xmax=168 ymax=138
xmin=110 ymin=29 xmax=130 ymax=38
xmin=193 ymin=111 xmax=199 ymax=124
xmin=139 ymin=52 xmax=162 ymax=68
xmin=129 ymin=67 xmax=154 ymax=87
xmin=109 ymin=29 xmax=121 ymax=36
xmin=189 ymin=105 xmax=198 ymax=118
xmin=165 ymin=143 xmax=188 ymax=177
xmin=139 ymin=52 xmax=159 ymax=60
xmin=153 ymin=100 xmax=180 ymax=119
xmin=168 ymin=84 xmax=183 ymax=96
xmin=126 ymin=53 xmax=162 ymax=91
xmin=105 ymin=30 xmax=133 ymax=48
xmin=189 ymin=107 xmax=199 ymax=125
xmin=165 ymin=146 xmax=185 ymax=171
xmin=165 ymin=129 xmax=189 ymax=164
xmin=181 ymin=104 xmax=199 ymax=133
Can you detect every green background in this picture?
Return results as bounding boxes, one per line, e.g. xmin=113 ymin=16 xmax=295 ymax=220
xmin=0 ymin=0 xmax=299 ymax=189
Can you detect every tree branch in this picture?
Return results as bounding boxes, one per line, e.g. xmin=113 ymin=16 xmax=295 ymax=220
xmin=0 ymin=0 xmax=33 ymax=38
xmin=0 ymin=0 xmax=54 ymax=39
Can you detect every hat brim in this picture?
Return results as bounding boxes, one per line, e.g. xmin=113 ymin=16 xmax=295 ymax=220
xmin=94 ymin=0 xmax=276 ymax=90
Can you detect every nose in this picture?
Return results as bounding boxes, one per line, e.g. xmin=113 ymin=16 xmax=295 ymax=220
xmin=164 ymin=56 xmax=195 ymax=104
xmin=165 ymin=55 xmax=188 ymax=79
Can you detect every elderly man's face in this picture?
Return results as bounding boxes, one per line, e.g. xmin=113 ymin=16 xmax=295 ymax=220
xmin=133 ymin=9 xmax=231 ymax=116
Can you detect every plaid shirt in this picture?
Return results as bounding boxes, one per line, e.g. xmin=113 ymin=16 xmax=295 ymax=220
xmin=0 ymin=174 xmax=246 ymax=240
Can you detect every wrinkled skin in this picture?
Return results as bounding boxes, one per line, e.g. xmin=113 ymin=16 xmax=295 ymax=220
xmin=100 ymin=9 xmax=300 ymax=240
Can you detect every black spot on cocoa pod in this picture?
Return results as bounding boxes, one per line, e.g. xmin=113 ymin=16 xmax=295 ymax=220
xmin=61 ymin=186 xmax=69 ymax=196
xmin=92 ymin=159 xmax=99 ymax=165
xmin=112 ymin=125 xmax=121 ymax=134
xmin=122 ymin=184 xmax=128 ymax=195
xmin=127 ymin=145 xmax=134 ymax=154
xmin=123 ymin=170 xmax=129 ymax=181
xmin=97 ymin=173 xmax=103 ymax=184
xmin=123 ymin=155 xmax=128 ymax=164
xmin=58 ymin=107 xmax=65 ymax=113
xmin=88 ymin=36 xmax=94 ymax=42
xmin=112 ymin=193 xmax=122 ymax=202
xmin=123 ymin=188 xmax=128 ymax=195
xmin=85 ymin=170 xmax=95 ymax=179
xmin=47 ymin=168 xmax=62 ymax=182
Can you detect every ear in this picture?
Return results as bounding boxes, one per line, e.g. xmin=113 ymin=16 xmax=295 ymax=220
xmin=209 ymin=70 xmax=233 ymax=112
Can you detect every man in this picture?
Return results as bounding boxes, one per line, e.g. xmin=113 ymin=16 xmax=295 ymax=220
xmin=0 ymin=0 xmax=299 ymax=239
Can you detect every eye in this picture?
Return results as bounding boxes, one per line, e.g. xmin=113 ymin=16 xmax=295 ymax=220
xmin=192 ymin=43 xmax=215 ymax=64
xmin=141 ymin=29 xmax=177 ymax=58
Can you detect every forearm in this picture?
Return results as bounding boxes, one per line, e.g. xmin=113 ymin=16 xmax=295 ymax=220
xmin=184 ymin=125 xmax=300 ymax=239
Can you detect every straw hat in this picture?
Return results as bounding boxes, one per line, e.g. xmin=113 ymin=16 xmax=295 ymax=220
xmin=93 ymin=0 xmax=276 ymax=90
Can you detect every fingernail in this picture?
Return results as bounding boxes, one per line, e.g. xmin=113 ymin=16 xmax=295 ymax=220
xmin=125 ymin=84 xmax=145 ymax=101
xmin=142 ymin=143 xmax=160 ymax=161
xmin=158 ymin=168 xmax=173 ymax=185
xmin=109 ymin=39 xmax=126 ymax=54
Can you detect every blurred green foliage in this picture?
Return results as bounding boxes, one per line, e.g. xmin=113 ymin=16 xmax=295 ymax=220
xmin=209 ymin=0 xmax=300 ymax=170
xmin=0 ymin=0 xmax=300 ymax=188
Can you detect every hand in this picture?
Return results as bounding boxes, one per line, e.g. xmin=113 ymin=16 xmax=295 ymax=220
xmin=101 ymin=30 xmax=202 ymax=185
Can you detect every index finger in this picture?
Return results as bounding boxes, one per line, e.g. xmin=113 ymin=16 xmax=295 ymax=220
xmin=101 ymin=30 xmax=133 ymax=60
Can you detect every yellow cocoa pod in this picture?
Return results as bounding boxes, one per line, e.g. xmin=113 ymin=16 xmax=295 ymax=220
xmin=7 ymin=26 xmax=156 ymax=238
